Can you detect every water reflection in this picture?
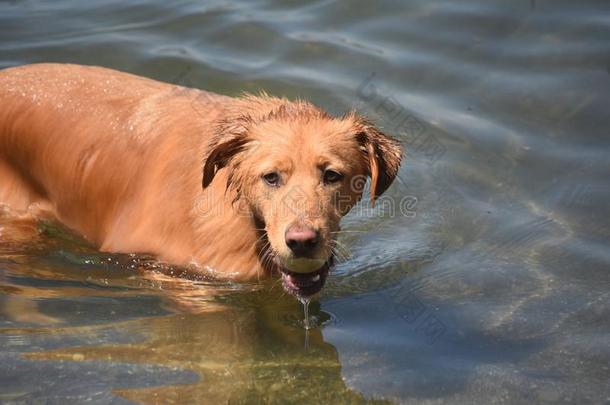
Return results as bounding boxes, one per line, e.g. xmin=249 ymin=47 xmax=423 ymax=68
xmin=7 ymin=289 xmax=386 ymax=403
xmin=0 ymin=215 xmax=386 ymax=403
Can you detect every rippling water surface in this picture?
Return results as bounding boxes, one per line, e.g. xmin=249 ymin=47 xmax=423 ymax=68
xmin=1 ymin=0 xmax=609 ymax=403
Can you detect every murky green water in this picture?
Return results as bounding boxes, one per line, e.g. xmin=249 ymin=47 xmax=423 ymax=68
xmin=1 ymin=0 xmax=609 ymax=403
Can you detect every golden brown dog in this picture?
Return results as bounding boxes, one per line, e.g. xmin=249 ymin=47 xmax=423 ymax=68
xmin=0 ymin=63 xmax=402 ymax=296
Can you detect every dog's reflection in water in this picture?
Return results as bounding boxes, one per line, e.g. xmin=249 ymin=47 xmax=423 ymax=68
xmin=23 ymin=285 xmax=382 ymax=403
xmin=0 ymin=217 xmax=383 ymax=403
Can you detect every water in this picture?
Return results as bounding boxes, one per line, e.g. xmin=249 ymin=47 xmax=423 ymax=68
xmin=301 ymin=297 xmax=311 ymax=331
xmin=1 ymin=0 xmax=610 ymax=403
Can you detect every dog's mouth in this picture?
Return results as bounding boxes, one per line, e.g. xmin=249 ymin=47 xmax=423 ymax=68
xmin=280 ymin=262 xmax=330 ymax=297
xmin=257 ymin=224 xmax=334 ymax=297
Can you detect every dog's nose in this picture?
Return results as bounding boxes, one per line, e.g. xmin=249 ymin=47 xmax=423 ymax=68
xmin=285 ymin=224 xmax=319 ymax=257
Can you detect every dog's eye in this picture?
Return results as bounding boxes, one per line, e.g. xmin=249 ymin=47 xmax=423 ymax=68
xmin=323 ymin=170 xmax=343 ymax=184
xmin=262 ymin=172 xmax=280 ymax=186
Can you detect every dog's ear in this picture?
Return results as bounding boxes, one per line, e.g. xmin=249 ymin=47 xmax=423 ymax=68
xmin=355 ymin=119 xmax=403 ymax=205
xmin=202 ymin=115 xmax=253 ymax=188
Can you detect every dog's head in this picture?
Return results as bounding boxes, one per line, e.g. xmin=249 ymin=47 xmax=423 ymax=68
xmin=202 ymin=97 xmax=402 ymax=296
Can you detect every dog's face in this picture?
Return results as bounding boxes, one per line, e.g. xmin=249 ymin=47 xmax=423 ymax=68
xmin=203 ymin=99 xmax=402 ymax=296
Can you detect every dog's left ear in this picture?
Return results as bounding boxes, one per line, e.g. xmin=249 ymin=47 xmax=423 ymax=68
xmin=202 ymin=115 xmax=253 ymax=188
xmin=355 ymin=119 xmax=403 ymax=205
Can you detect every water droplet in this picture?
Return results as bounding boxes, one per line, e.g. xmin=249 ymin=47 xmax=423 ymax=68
xmin=299 ymin=296 xmax=312 ymax=330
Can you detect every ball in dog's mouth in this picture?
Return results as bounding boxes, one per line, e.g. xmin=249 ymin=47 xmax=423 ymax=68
xmin=280 ymin=263 xmax=330 ymax=297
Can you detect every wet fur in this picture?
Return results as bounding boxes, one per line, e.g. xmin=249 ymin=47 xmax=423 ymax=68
xmin=0 ymin=63 xmax=402 ymax=281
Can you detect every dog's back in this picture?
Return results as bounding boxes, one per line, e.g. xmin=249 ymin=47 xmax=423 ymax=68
xmin=0 ymin=64 xmax=216 ymax=247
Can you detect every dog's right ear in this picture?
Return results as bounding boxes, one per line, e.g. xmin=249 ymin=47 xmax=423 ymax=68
xmin=202 ymin=115 xmax=253 ymax=188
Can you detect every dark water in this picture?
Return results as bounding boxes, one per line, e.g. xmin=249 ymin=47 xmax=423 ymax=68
xmin=1 ymin=0 xmax=610 ymax=403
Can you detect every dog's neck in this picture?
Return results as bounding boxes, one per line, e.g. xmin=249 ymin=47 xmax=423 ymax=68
xmin=188 ymin=170 xmax=269 ymax=281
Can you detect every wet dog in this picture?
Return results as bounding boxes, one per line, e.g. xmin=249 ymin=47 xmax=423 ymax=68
xmin=0 ymin=63 xmax=402 ymax=296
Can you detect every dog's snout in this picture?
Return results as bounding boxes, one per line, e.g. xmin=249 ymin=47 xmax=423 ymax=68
xmin=285 ymin=224 xmax=319 ymax=257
